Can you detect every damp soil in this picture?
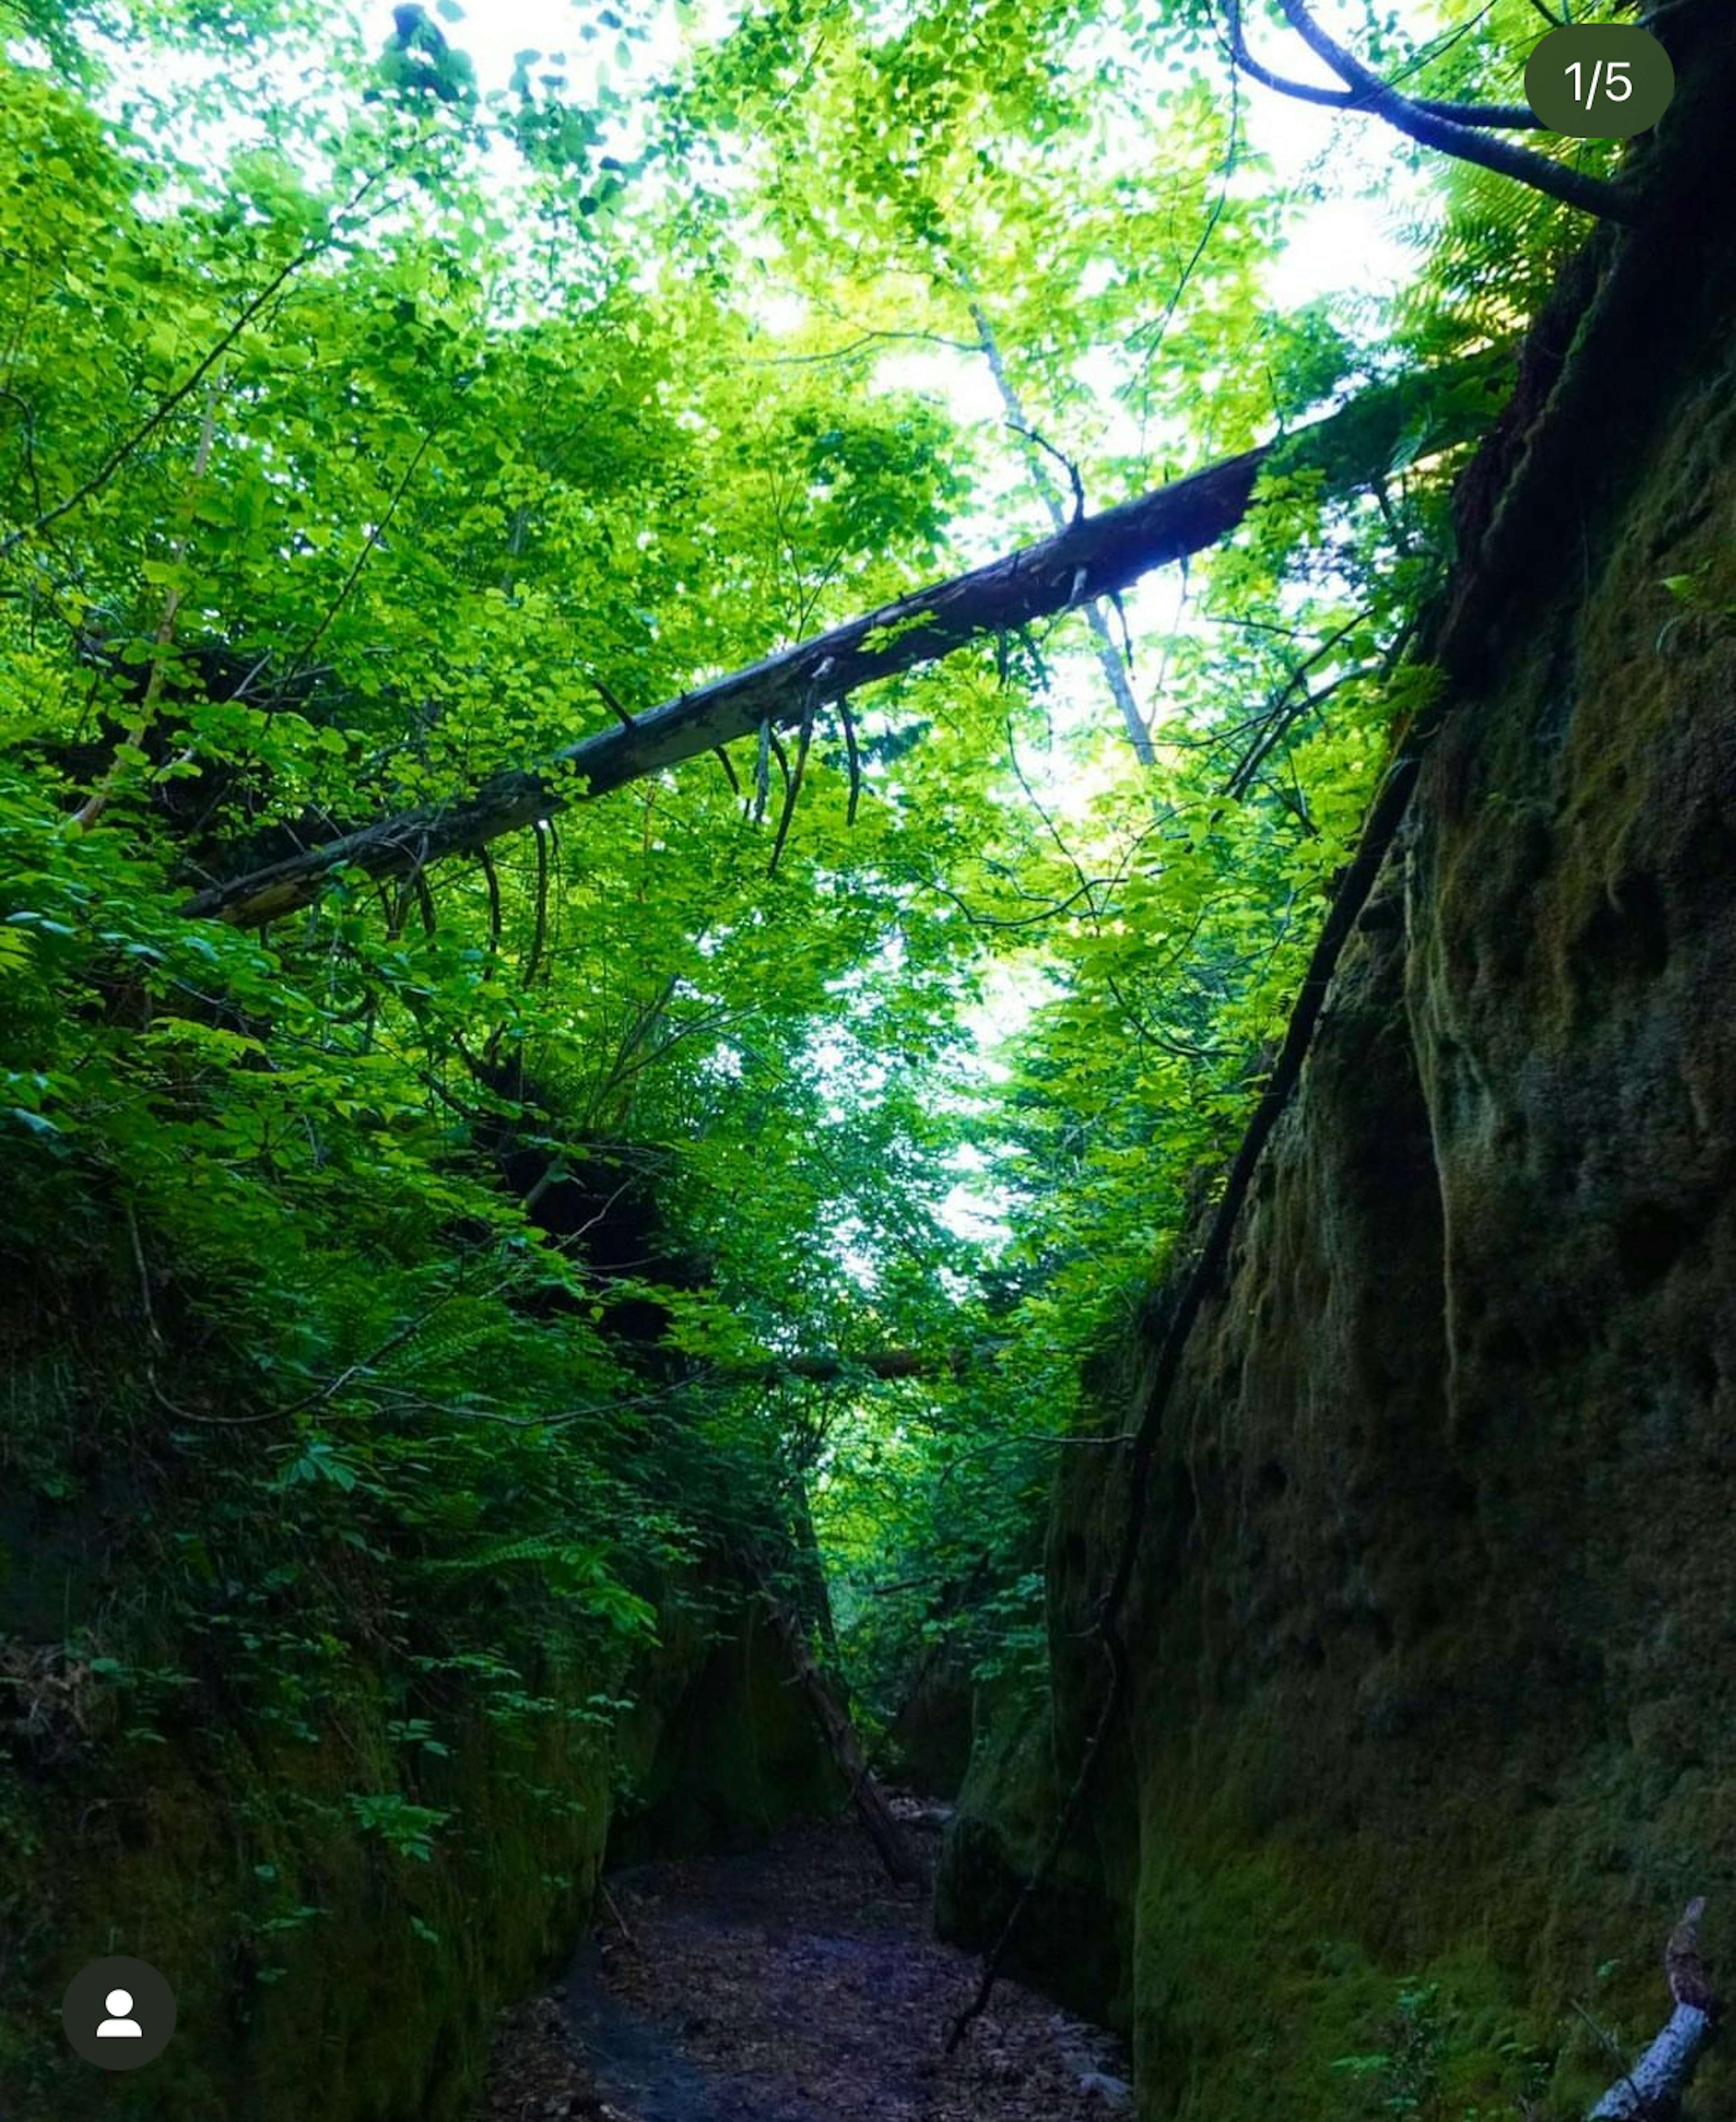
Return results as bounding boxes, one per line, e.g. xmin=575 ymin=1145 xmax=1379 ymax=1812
xmin=473 ymin=1805 xmax=1129 ymax=2122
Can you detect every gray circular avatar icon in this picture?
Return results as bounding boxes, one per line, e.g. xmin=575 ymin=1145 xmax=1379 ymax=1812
xmin=62 ymin=1955 xmax=176 ymax=2070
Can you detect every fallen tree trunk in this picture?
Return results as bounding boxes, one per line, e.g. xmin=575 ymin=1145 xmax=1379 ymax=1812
xmin=1589 ymin=2004 xmax=1713 ymax=2118
xmin=759 ymin=1591 xmax=925 ymax=1888
xmin=736 ymin=1349 xmax=963 ymax=1385
xmin=180 ymin=356 xmax=1505 ymax=928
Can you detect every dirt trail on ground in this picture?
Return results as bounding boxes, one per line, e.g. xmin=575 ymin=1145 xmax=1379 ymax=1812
xmin=475 ymin=1808 xmax=1129 ymax=2122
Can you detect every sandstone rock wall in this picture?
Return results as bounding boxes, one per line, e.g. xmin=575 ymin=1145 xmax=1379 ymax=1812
xmin=942 ymin=15 xmax=1736 ymax=2114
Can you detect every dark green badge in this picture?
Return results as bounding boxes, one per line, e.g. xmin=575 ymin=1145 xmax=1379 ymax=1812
xmin=1524 ymin=25 xmax=1675 ymax=140
xmin=61 ymin=1956 xmax=178 ymax=2070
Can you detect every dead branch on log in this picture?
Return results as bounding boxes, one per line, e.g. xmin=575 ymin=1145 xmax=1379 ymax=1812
xmin=591 ymin=674 xmax=637 ymax=730
xmin=838 ymin=693 xmax=864 ymax=824
xmin=767 ymin=659 xmax=826 ymax=877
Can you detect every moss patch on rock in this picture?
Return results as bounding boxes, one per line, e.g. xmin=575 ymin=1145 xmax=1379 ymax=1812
xmin=0 ymin=1574 xmax=839 ymax=2122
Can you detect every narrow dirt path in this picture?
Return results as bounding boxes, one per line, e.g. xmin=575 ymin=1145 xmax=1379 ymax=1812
xmin=474 ymin=1808 xmax=1130 ymax=2122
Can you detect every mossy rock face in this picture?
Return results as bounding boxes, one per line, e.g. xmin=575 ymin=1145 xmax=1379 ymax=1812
xmin=882 ymin=1646 xmax=975 ymax=1797
xmin=0 ymin=1658 xmax=616 ymax=2122
xmin=953 ymin=31 xmax=1736 ymax=2119
xmin=609 ymin=1599 xmax=844 ymax=1863
xmin=934 ymin=1682 xmax=1134 ymax=2031
xmin=0 ymin=1579 xmax=837 ymax=2122
xmin=0 ymin=1236 xmax=841 ymax=2122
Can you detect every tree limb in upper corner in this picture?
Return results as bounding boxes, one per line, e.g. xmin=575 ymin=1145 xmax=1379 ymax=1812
xmin=1225 ymin=0 xmax=1641 ymax=223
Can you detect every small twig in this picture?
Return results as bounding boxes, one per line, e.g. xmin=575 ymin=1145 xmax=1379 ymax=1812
xmin=600 ymin=1884 xmax=638 ymax=1950
xmin=287 ymin=422 xmax=438 ymax=683
xmin=1572 ymin=1998 xmax=1646 ymax=2107
xmin=753 ymin=717 xmax=772 ymax=822
xmin=148 ymin=1367 xmax=282 ymax=1427
xmin=839 ymin=693 xmax=863 ymax=824
xmin=763 ymin=727 xmax=790 ymax=826
xmin=522 ymin=819 xmax=551 ymax=991
xmin=591 ymin=673 xmax=636 ymax=730
xmin=1107 ymin=589 xmax=1136 ymax=670
xmin=751 ymin=326 xmax=984 ymax=367
xmin=151 ymin=1252 xmax=527 ymax=1432
xmin=124 ymin=1201 xmax=164 ymax=1349
xmin=1570 ymin=2003 xmax=1646 ymax=2122
xmin=1006 ymin=421 xmax=1086 ymax=525
xmin=768 ymin=659 xmax=829 ymax=876
xmin=477 ymin=843 xmax=501 ymax=968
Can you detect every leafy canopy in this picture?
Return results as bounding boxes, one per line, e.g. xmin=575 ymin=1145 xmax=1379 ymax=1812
xmin=0 ymin=0 xmax=1596 ymax=1755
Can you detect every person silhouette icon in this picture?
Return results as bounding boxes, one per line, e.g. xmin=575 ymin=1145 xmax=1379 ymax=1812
xmin=63 ymin=1955 xmax=174 ymax=2068
xmin=97 ymin=1989 xmax=142 ymax=2038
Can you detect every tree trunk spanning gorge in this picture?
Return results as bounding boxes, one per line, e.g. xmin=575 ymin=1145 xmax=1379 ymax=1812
xmin=180 ymin=360 xmax=1502 ymax=927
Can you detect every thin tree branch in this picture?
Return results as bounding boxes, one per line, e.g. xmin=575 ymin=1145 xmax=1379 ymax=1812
xmin=1257 ymin=0 xmax=1636 ymax=221
xmin=968 ymin=286 xmax=1156 ymax=764
xmin=754 ymin=716 xmax=772 ymax=822
xmin=838 ymin=692 xmax=863 ymax=825
xmin=523 ymin=819 xmax=550 ymax=989
xmin=1005 ymin=421 xmax=1086 ymax=525
xmin=288 ymin=423 xmax=438 ymax=681
xmin=477 ymin=842 xmax=501 ymax=965
xmin=1223 ymin=0 xmax=1542 ymax=128
xmin=592 ymin=672 xmax=637 ymax=730
xmin=71 ymin=388 xmax=220 ymax=832
xmin=767 ymin=658 xmax=827 ymax=877
xmin=752 ymin=326 xmax=986 ymax=366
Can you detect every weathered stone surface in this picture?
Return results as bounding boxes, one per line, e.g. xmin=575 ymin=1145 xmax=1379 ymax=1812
xmin=942 ymin=14 xmax=1736 ymax=2116
xmin=0 ymin=1537 xmax=838 ymax=2122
